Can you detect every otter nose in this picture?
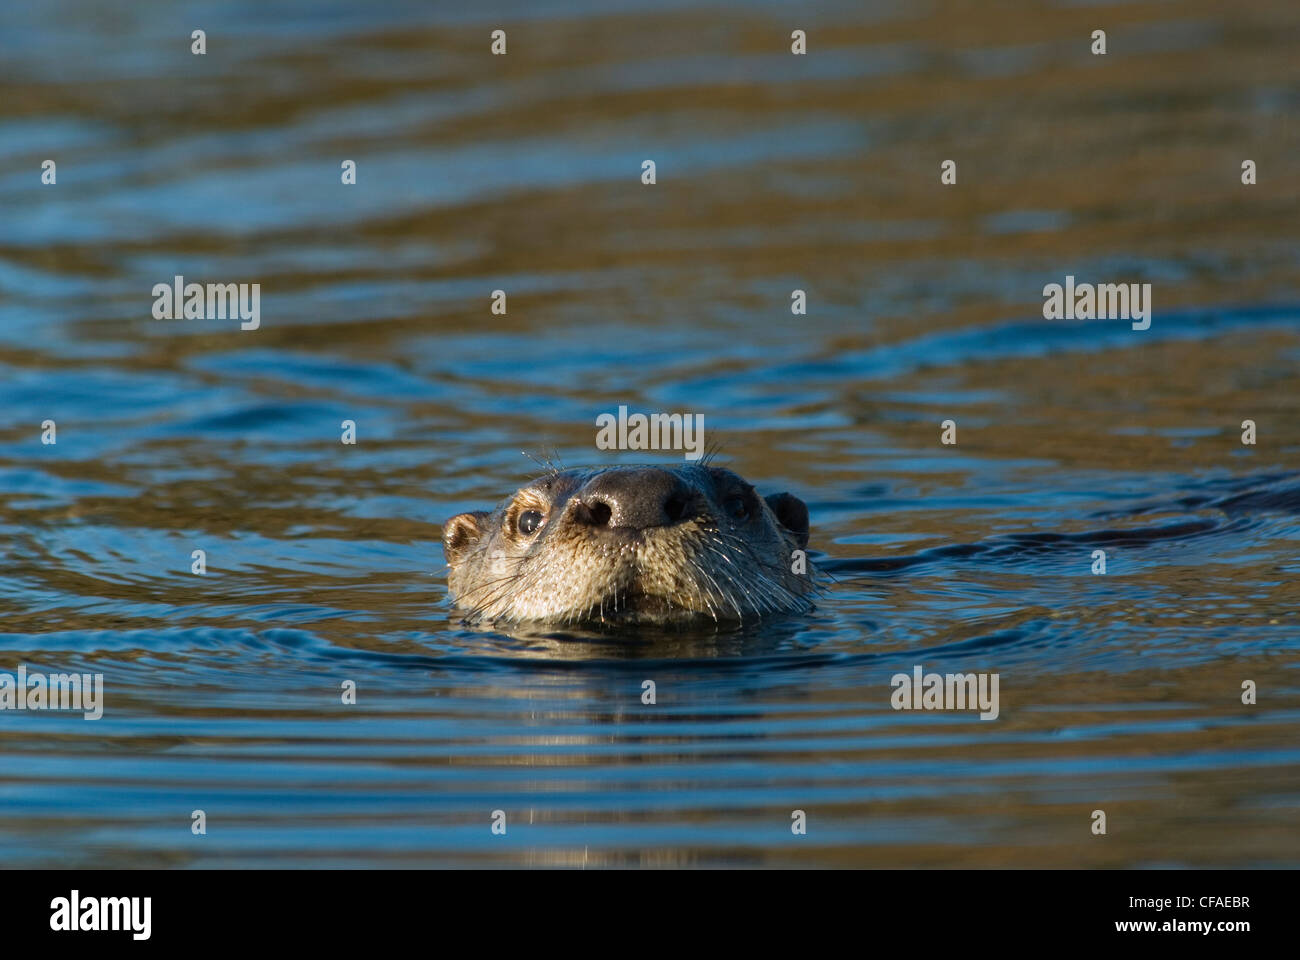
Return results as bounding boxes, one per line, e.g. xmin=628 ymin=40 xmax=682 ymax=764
xmin=572 ymin=468 xmax=694 ymax=530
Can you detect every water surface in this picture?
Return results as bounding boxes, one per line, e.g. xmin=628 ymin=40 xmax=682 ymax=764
xmin=1 ymin=0 xmax=1298 ymax=867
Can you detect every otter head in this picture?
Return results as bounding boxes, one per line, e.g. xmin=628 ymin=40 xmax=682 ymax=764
xmin=442 ymin=464 xmax=815 ymax=625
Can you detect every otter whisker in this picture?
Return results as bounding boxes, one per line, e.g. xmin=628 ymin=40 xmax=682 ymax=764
xmin=443 ymin=463 xmax=816 ymax=627
xmin=692 ymin=557 xmax=743 ymax=620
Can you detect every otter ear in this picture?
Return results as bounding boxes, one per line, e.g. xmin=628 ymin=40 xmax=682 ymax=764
xmin=442 ymin=511 xmax=488 ymax=567
xmin=765 ymin=492 xmax=809 ymax=548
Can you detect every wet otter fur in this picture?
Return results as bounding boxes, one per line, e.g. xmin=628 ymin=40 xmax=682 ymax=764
xmin=442 ymin=463 xmax=816 ymax=626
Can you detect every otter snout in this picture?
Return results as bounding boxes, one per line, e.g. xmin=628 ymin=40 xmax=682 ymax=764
xmin=443 ymin=463 xmax=816 ymax=625
xmin=569 ymin=467 xmax=696 ymax=530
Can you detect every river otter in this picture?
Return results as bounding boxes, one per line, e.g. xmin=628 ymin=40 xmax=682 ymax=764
xmin=442 ymin=463 xmax=816 ymax=625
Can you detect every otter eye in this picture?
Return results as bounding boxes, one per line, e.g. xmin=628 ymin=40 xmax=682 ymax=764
xmin=723 ymin=495 xmax=749 ymax=520
xmin=518 ymin=510 xmax=544 ymax=536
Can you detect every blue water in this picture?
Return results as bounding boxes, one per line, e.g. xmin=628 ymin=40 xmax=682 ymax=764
xmin=1 ymin=0 xmax=1298 ymax=867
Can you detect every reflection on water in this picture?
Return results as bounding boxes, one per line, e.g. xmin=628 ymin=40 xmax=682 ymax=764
xmin=1 ymin=0 xmax=1298 ymax=867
